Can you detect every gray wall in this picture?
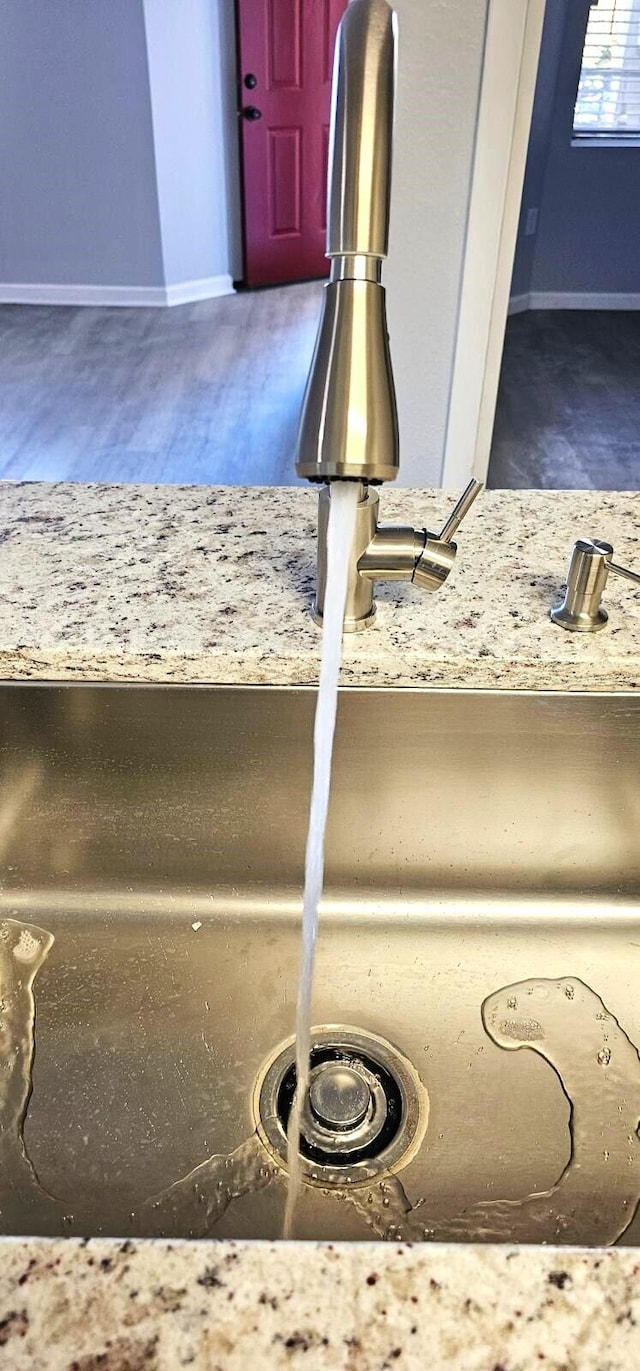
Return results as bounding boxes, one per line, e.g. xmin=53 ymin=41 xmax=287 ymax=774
xmin=0 ymin=0 xmax=164 ymax=287
xmin=511 ymin=0 xmax=566 ymax=298
xmin=0 ymin=0 xmax=241 ymax=290
xmin=387 ymin=0 xmax=488 ymax=484
xmin=143 ymin=0 xmax=236 ymax=286
xmin=513 ymin=0 xmax=640 ymax=298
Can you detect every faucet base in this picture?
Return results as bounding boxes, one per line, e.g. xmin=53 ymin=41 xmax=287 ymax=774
xmin=312 ymin=484 xmax=378 ymax=631
xmin=311 ymin=600 xmax=377 ymax=633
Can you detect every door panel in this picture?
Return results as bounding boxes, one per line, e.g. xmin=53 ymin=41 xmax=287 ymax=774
xmin=268 ymin=0 xmax=302 ymax=88
xmin=237 ymin=0 xmax=348 ymax=287
xmin=269 ymin=128 xmax=301 ymax=235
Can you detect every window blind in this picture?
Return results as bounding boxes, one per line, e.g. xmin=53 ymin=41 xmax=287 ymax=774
xmin=574 ymin=0 xmax=640 ymax=135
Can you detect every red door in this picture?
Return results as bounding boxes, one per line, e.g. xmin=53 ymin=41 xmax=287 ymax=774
xmin=236 ymin=0 xmax=348 ymax=287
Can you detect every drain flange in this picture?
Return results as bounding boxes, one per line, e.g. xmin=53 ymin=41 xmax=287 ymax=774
xmin=254 ymin=1026 xmax=429 ymax=1187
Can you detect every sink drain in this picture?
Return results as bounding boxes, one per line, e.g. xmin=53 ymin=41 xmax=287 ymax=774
xmin=253 ymin=1026 xmax=429 ymax=1187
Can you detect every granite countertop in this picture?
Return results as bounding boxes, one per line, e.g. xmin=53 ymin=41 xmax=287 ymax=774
xmin=0 ymin=481 xmax=638 ymax=690
xmin=0 ymin=479 xmax=639 ymax=1369
xmin=1 ymin=1238 xmax=640 ymax=1371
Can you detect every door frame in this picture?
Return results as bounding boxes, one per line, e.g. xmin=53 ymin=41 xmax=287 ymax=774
xmin=441 ymin=0 xmax=547 ymax=488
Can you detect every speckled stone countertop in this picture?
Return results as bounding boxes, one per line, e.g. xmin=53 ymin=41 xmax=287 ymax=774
xmin=1 ymin=1238 xmax=640 ymax=1370
xmin=0 ymin=481 xmax=638 ymax=689
xmin=1 ymin=480 xmax=640 ymax=1369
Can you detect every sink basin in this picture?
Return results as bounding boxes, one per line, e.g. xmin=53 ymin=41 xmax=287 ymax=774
xmin=0 ymin=683 xmax=639 ymax=1243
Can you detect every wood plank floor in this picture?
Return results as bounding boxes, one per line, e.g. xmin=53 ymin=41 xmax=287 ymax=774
xmin=0 ymin=283 xmax=322 ymax=485
xmin=488 ymin=310 xmax=640 ymax=490
xmin=0 ymin=292 xmax=637 ymax=487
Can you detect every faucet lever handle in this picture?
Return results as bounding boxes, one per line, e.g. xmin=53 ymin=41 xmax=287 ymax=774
xmin=412 ymin=478 xmax=483 ymax=594
xmin=438 ymin=479 xmax=483 ymax=545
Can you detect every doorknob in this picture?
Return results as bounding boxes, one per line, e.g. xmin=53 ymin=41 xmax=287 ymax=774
xmin=242 ymin=105 xmax=262 ymax=122
xmin=243 ymin=73 xmax=258 ymax=90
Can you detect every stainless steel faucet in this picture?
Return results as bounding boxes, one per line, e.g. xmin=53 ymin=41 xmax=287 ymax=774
xmin=295 ymin=0 xmax=481 ymax=631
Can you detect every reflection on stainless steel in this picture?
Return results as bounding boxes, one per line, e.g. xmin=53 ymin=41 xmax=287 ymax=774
xmin=0 ymin=762 xmax=44 ymax=863
xmin=0 ymin=683 xmax=639 ymax=1241
xmin=552 ymin=537 xmax=640 ymax=632
xmin=295 ymin=0 xmax=482 ymax=626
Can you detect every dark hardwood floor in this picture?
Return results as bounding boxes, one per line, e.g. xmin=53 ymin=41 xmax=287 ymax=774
xmin=0 ymin=294 xmax=637 ymax=487
xmin=488 ymin=310 xmax=640 ymax=490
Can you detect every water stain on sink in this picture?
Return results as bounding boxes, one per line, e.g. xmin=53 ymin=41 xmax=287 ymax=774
xmin=142 ymin=1132 xmax=278 ymax=1239
xmin=5 ymin=961 xmax=640 ymax=1243
xmin=0 ymin=917 xmax=64 ymax=1229
xmin=340 ymin=977 xmax=640 ymax=1245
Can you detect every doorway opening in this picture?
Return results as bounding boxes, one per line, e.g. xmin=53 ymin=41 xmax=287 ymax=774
xmin=488 ymin=0 xmax=640 ymax=489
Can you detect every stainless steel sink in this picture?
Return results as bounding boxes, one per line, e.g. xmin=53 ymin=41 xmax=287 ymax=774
xmin=0 ymin=683 xmax=639 ymax=1244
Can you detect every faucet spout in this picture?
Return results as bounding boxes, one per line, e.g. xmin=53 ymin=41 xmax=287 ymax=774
xmin=327 ymin=0 xmax=397 ymax=261
xmin=295 ymin=0 xmax=399 ymax=485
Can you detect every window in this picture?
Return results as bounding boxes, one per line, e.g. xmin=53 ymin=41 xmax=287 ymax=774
xmin=573 ymin=0 xmax=640 ymax=136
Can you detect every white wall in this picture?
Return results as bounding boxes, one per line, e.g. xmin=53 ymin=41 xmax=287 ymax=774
xmin=216 ymin=0 xmax=244 ymax=283
xmin=385 ymin=0 xmax=489 ymax=485
xmin=143 ymin=0 xmax=236 ymax=291
xmin=0 ymin=0 xmax=164 ymax=288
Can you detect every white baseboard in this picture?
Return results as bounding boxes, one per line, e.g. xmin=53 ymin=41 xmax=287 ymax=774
xmin=509 ymin=289 xmax=640 ymax=313
xmin=0 ymin=274 xmax=235 ymax=308
xmin=530 ymin=290 xmax=640 ymax=310
xmin=164 ymin=275 xmax=235 ymax=306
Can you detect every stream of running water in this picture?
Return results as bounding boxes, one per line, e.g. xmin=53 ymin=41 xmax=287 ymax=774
xmin=282 ymin=481 xmax=359 ymax=1238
